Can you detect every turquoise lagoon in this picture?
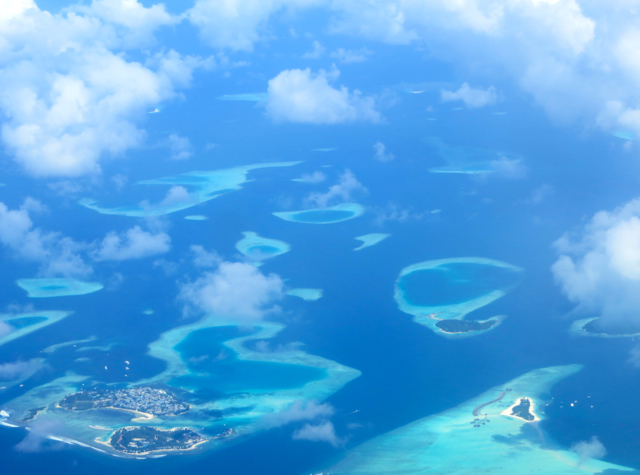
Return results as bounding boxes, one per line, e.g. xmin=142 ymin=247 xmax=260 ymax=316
xmin=235 ymin=232 xmax=291 ymax=263
xmin=170 ymin=327 xmax=326 ymax=393
xmin=0 ymin=315 xmax=360 ymax=458
xmin=0 ymin=311 xmax=72 ymax=347
xmin=324 ymin=365 xmax=633 ymax=474
xmin=426 ymin=137 xmax=521 ymax=175
xmin=16 ymin=278 xmax=104 ymax=298
xmin=273 ymin=203 xmax=365 ymax=224
xmin=286 ymin=288 xmax=324 ymax=301
xmin=79 ymin=162 xmax=300 ymax=218
xmin=395 ymin=258 xmax=522 ymax=337
xmin=354 ymin=233 xmax=391 ymax=251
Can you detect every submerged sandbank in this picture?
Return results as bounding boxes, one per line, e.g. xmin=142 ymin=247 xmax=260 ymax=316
xmin=324 ymin=365 xmax=633 ymax=474
xmin=273 ymin=203 xmax=365 ymax=224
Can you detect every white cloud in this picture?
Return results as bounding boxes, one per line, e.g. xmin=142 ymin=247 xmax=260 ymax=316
xmin=0 ymin=2 xmax=207 ymax=177
xmin=266 ymin=66 xmax=381 ymax=124
xmin=373 ymin=202 xmax=426 ymax=226
xmin=295 ymin=171 xmax=326 ymax=183
xmin=91 ymin=225 xmax=171 ymax=261
xmin=115 ymin=0 xmax=640 ymax=140
xmin=263 ymin=400 xmax=335 ymax=428
xmin=330 ymin=47 xmax=371 ymax=63
xmin=190 ymin=245 xmax=221 ymax=268
xmin=307 ymin=169 xmax=367 ymax=207
xmin=0 ymin=359 xmax=42 ymax=381
xmin=552 ymin=198 xmax=640 ymax=329
xmin=140 ymin=185 xmax=193 ymax=211
xmin=165 ymin=134 xmax=193 ymax=160
xmin=112 ymin=174 xmax=128 ymax=191
xmin=47 ymin=180 xmax=86 ymax=196
xmin=179 ymin=261 xmax=284 ymax=321
xmin=489 ymin=156 xmax=527 ymax=179
xmin=570 ymin=436 xmax=607 ymax=466
xmin=527 ymin=184 xmax=554 ymax=204
xmin=0 ymin=199 xmax=91 ymax=277
xmin=441 ymin=83 xmax=497 ymax=108
xmin=292 ymin=421 xmax=343 ymax=447
xmin=186 ymin=0 xmax=320 ymax=51
xmin=373 ymin=141 xmax=394 ymax=162
xmin=303 ymin=40 xmax=325 ymax=59
xmin=0 ymin=198 xmax=171 ymax=274
xmin=73 ymin=0 xmax=177 ymax=46
xmin=14 ymin=417 xmax=64 ymax=453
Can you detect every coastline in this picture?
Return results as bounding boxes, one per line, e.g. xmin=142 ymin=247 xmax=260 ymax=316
xmin=500 ymin=396 xmax=540 ymax=422
xmin=94 ymin=426 xmax=210 ymax=456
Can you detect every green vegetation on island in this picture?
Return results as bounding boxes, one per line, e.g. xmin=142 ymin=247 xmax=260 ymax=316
xmin=583 ymin=319 xmax=640 ymax=336
xmin=509 ymin=398 xmax=535 ymax=421
xmin=435 ymin=319 xmax=498 ymax=334
xmin=20 ymin=407 xmax=45 ymax=422
xmin=109 ymin=426 xmax=207 ymax=454
xmin=59 ymin=387 xmax=189 ymax=416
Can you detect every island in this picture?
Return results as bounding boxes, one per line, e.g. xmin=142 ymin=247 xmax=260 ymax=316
xmin=394 ymin=257 xmax=521 ymax=338
xmin=321 ymin=365 xmax=631 ymax=474
xmin=59 ymin=387 xmax=189 ymax=417
xmin=354 ymin=233 xmax=391 ymax=251
xmin=584 ymin=318 xmax=640 ymax=336
xmin=20 ymin=407 xmax=45 ymax=422
xmin=502 ymin=397 xmax=539 ymax=422
xmin=570 ymin=317 xmax=640 ymax=338
xmin=435 ymin=318 xmax=499 ymax=334
xmin=109 ymin=426 xmax=208 ymax=454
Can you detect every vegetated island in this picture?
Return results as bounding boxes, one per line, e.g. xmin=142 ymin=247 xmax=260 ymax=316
xmin=109 ymin=426 xmax=210 ymax=454
xmin=435 ymin=318 xmax=499 ymax=334
xmin=583 ymin=318 xmax=640 ymax=337
xmin=20 ymin=407 xmax=45 ymax=422
xmin=59 ymin=387 xmax=189 ymax=417
xmin=424 ymin=313 xmax=503 ymax=335
xmin=502 ymin=397 xmax=539 ymax=422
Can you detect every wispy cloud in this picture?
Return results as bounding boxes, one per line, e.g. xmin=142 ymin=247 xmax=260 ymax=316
xmin=292 ymin=421 xmax=344 ymax=447
xmin=373 ymin=141 xmax=394 ymax=162
xmin=570 ymin=436 xmax=607 ymax=466
xmin=441 ymin=83 xmax=498 ymax=108
xmin=263 ymin=400 xmax=335 ymax=428
xmin=307 ymin=170 xmax=367 ymax=208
